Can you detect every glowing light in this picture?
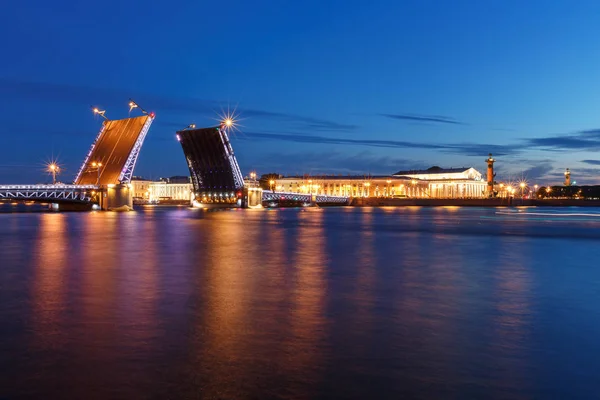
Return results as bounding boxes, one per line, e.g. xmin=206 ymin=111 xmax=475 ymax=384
xmin=92 ymin=107 xmax=108 ymax=120
xmin=216 ymin=107 xmax=242 ymax=134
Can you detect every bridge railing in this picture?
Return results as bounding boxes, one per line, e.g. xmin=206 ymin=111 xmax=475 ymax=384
xmin=262 ymin=191 xmax=349 ymax=204
xmin=0 ymin=184 xmax=97 ymax=202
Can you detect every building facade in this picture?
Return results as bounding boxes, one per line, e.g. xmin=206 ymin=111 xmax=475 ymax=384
xmin=393 ymin=167 xmax=487 ymax=198
xmin=273 ymin=167 xmax=487 ymax=199
xmin=131 ymin=178 xmax=193 ymax=202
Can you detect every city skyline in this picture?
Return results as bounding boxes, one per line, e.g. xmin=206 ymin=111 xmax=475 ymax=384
xmin=2 ymin=1 xmax=600 ymax=184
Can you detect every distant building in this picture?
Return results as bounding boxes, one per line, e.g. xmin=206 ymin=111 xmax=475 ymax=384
xmin=274 ymin=166 xmax=487 ymax=199
xmin=131 ymin=177 xmax=192 ymax=202
xmin=393 ymin=166 xmax=486 ymax=198
xmin=130 ymin=166 xmax=487 ymax=201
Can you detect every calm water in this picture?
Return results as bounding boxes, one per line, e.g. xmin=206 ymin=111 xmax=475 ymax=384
xmin=1 ymin=206 xmax=600 ymax=399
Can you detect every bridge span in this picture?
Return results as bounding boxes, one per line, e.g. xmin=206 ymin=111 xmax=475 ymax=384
xmin=1 ymin=111 xmax=155 ymax=211
xmin=262 ymin=191 xmax=349 ymax=205
xmin=0 ymin=184 xmax=97 ymax=202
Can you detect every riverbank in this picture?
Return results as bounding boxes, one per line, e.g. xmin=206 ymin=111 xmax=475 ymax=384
xmin=349 ymin=198 xmax=600 ymax=207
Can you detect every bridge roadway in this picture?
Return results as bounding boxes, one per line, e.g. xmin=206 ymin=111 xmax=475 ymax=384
xmin=262 ymin=191 xmax=349 ymax=204
xmin=0 ymin=184 xmax=97 ymax=203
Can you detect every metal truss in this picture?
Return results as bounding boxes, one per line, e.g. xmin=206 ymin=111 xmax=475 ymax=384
xmin=262 ymin=191 xmax=349 ymax=204
xmin=74 ymin=122 xmax=107 ymax=184
xmin=218 ymin=127 xmax=245 ymax=189
xmin=0 ymin=185 xmax=97 ymax=202
xmin=119 ymin=116 xmax=154 ymax=183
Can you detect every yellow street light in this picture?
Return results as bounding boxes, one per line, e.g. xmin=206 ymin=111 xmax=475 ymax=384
xmin=90 ymin=161 xmax=103 ymax=185
xmin=47 ymin=162 xmax=60 ymax=184
xmin=92 ymin=107 xmax=108 ymax=120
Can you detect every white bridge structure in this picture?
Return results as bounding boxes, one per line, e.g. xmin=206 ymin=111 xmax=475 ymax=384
xmin=262 ymin=191 xmax=349 ymax=204
xmin=0 ymin=184 xmax=97 ymax=203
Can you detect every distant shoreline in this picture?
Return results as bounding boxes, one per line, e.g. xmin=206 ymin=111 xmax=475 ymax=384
xmin=348 ymin=198 xmax=600 ymax=207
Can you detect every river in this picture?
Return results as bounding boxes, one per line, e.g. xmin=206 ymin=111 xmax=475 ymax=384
xmin=1 ymin=206 xmax=600 ymax=399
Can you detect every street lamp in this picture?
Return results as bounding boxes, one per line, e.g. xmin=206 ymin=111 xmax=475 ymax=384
xmin=92 ymin=107 xmax=108 ymax=120
xmin=47 ymin=163 xmax=60 ymax=184
xmin=128 ymin=99 xmax=148 ymax=115
xmin=520 ymin=182 xmax=526 ymax=198
xmin=533 ymin=184 xmax=538 ymax=198
xmin=91 ymin=161 xmax=103 ymax=185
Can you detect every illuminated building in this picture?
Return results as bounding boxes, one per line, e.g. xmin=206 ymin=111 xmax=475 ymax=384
xmin=275 ymin=166 xmax=487 ymax=199
xmin=131 ymin=177 xmax=193 ymax=202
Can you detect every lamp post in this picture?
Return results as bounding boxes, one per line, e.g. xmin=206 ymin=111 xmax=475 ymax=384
xmin=533 ymin=184 xmax=538 ymax=198
xmin=92 ymin=108 xmax=108 ymax=120
xmin=47 ymin=163 xmax=60 ymax=184
xmin=91 ymin=161 xmax=103 ymax=185
xmin=520 ymin=182 xmax=526 ymax=199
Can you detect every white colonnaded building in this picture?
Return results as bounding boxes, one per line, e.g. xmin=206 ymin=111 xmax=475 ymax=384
xmin=131 ymin=176 xmax=193 ymax=203
xmin=273 ymin=166 xmax=487 ymax=199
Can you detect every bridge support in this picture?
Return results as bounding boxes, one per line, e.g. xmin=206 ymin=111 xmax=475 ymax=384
xmin=242 ymin=187 xmax=263 ymax=208
xmin=98 ymin=184 xmax=133 ymax=211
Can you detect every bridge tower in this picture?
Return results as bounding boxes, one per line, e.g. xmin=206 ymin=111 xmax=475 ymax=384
xmin=176 ymin=123 xmax=245 ymax=208
xmin=74 ymin=111 xmax=155 ymax=210
xmin=486 ymin=153 xmax=495 ymax=197
xmin=564 ymin=168 xmax=571 ymax=186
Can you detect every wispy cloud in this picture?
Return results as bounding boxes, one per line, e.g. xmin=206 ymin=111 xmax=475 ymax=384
xmin=380 ymin=113 xmax=464 ymax=125
xmin=0 ymin=78 xmax=357 ymax=132
xmin=581 ymin=159 xmax=600 ymax=166
xmin=524 ymin=129 xmax=600 ymax=151
xmin=249 ymin=151 xmax=425 ymax=175
xmin=441 ymin=143 xmax=520 ymax=157
xmin=240 ymin=131 xmax=447 ymax=150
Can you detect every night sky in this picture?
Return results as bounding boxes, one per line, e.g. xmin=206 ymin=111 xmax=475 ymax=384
xmin=2 ymin=1 xmax=600 ymax=185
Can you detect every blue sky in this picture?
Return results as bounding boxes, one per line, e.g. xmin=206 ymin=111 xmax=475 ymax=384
xmin=2 ymin=0 xmax=600 ymax=185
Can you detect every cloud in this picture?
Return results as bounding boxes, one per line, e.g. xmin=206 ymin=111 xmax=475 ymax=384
xmin=380 ymin=113 xmax=464 ymax=125
xmin=524 ymin=129 xmax=600 ymax=151
xmin=581 ymin=159 xmax=600 ymax=166
xmin=242 ymin=109 xmax=358 ymax=131
xmin=521 ymin=162 xmax=555 ymax=181
xmin=441 ymin=143 xmax=520 ymax=157
xmin=0 ymin=78 xmax=357 ymax=132
xmin=240 ymin=131 xmax=447 ymax=150
xmin=249 ymin=151 xmax=426 ymax=175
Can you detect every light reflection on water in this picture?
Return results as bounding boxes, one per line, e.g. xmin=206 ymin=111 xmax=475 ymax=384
xmin=1 ymin=206 xmax=600 ymax=399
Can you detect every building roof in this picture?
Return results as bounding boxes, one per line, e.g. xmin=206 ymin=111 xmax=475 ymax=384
xmin=393 ymin=166 xmax=473 ymax=176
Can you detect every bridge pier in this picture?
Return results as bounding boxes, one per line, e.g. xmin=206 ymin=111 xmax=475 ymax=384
xmin=243 ymin=187 xmax=263 ymax=208
xmin=98 ymin=184 xmax=133 ymax=211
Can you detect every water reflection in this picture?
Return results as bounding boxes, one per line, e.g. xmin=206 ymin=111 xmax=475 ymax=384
xmin=490 ymin=238 xmax=532 ymax=396
xmin=31 ymin=213 xmax=68 ymax=350
xmin=285 ymin=210 xmax=327 ymax=398
xmin=2 ymin=207 xmax=600 ymax=399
